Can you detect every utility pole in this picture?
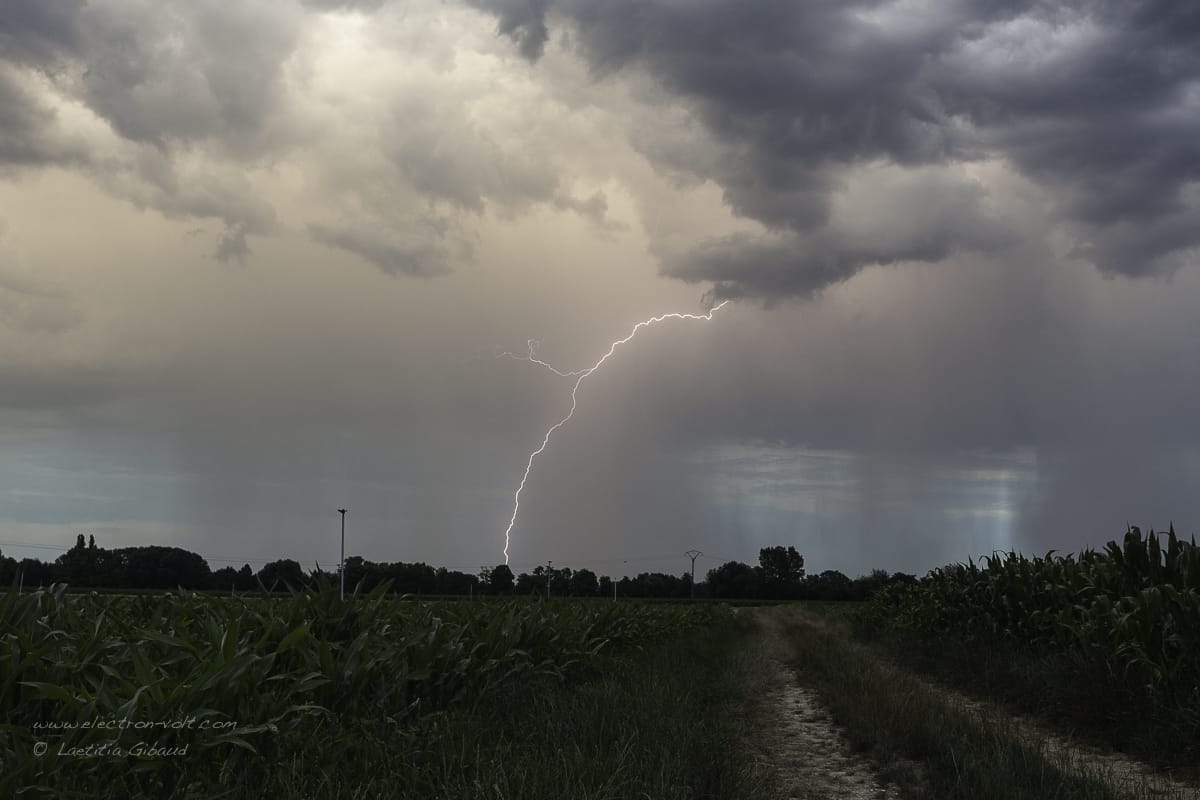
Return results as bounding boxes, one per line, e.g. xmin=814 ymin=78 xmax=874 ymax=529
xmin=338 ymin=509 xmax=348 ymax=601
xmin=546 ymin=560 xmax=552 ymax=599
xmin=685 ymin=550 xmax=702 ymax=600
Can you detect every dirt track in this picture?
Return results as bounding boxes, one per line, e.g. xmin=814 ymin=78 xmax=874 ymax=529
xmin=750 ymin=607 xmax=903 ymax=800
xmin=750 ymin=605 xmax=1200 ymax=800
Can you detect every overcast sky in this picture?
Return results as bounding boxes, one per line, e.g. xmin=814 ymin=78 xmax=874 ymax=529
xmin=2 ymin=0 xmax=1198 ymax=579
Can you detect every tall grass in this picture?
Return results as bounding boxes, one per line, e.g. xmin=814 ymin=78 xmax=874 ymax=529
xmin=267 ymin=616 xmax=778 ymax=799
xmin=863 ymin=526 xmax=1200 ymax=767
xmin=1 ymin=577 xmax=726 ymax=797
xmin=779 ymin=611 xmax=1158 ymax=800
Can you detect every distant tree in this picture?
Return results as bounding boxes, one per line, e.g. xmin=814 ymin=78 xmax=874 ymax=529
xmin=0 ymin=548 xmax=17 ymax=585
xmin=213 ymin=566 xmax=240 ymax=591
xmin=236 ymin=564 xmax=255 ymax=590
xmin=705 ymin=561 xmax=761 ymax=599
xmin=257 ymin=559 xmax=306 ymax=591
xmin=340 ymin=556 xmax=368 ymax=591
xmin=568 ymin=568 xmax=599 ymax=597
xmin=598 ymin=574 xmax=613 ymax=598
xmin=849 ymin=568 xmax=892 ymax=600
xmin=550 ymin=567 xmax=571 ymax=597
xmin=384 ymin=561 xmax=438 ymax=594
xmin=56 ymin=535 xmax=99 ymax=587
xmin=489 ymin=564 xmax=515 ymax=594
xmin=804 ymin=569 xmax=854 ymax=600
xmin=626 ymin=571 xmax=689 ymax=598
xmin=434 ymin=567 xmax=477 ymax=595
xmin=19 ymin=558 xmax=53 ymax=587
xmin=516 ymin=569 xmax=542 ymax=596
xmin=759 ymin=546 xmax=805 ymax=598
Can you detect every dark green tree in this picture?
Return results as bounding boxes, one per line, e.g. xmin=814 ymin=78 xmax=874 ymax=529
xmin=136 ymin=546 xmax=211 ymax=589
xmin=759 ymin=546 xmax=805 ymax=599
xmin=435 ymin=567 xmax=477 ymax=595
xmin=705 ymin=561 xmax=762 ymax=598
xmin=257 ymin=559 xmax=306 ymax=591
xmin=804 ymin=569 xmax=854 ymax=600
xmin=0 ymin=548 xmax=17 ymax=585
xmin=568 ymin=568 xmax=599 ymax=597
xmin=19 ymin=558 xmax=52 ymax=587
xmin=213 ymin=566 xmax=240 ymax=590
xmin=489 ymin=564 xmax=515 ymax=594
xmin=550 ymin=567 xmax=571 ymax=596
xmin=236 ymin=564 xmax=255 ymax=590
xmin=516 ymin=568 xmax=542 ymax=596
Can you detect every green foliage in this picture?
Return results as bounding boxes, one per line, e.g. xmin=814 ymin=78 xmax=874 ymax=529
xmin=486 ymin=563 xmax=515 ymax=594
xmin=758 ymin=546 xmax=805 ymax=598
xmin=0 ymin=579 xmax=725 ymax=797
xmin=271 ymin=617 xmax=773 ymax=800
xmin=865 ymin=525 xmax=1200 ymax=756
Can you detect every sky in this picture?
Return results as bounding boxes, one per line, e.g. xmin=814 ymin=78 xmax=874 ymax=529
xmin=1 ymin=0 xmax=1198 ymax=580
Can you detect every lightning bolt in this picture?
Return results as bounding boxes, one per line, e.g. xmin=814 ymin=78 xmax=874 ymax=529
xmin=497 ymin=340 xmax=590 ymax=377
xmin=500 ymin=300 xmax=731 ymax=564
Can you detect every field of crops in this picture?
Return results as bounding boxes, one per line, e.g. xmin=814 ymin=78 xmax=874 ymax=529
xmin=0 ymin=579 xmax=726 ymax=797
xmin=865 ymin=526 xmax=1200 ymax=762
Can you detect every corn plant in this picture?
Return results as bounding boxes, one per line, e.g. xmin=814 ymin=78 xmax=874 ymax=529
xmin=865 ymin=525 xmax=1200 ymax=751
xmin=0 ymin=576 xmax=726 ymax=798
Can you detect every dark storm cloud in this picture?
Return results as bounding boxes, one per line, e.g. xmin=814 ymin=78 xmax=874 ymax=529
xmin=0 ymin=70 xmax=82 ymax=167
xmin=97 ymin=149 xmax=279 ymax=235
xmin=474 ymin=0 xmax=1200 ymax=298
xmin=0 ymin=0 xmax=298 ymax=238
xmin=481 ymin=0 xmax=551 ymax=60
xmin=1 ymin=0 xmax=300 ymax=154
xmin=297 ymin=0 xmax=390 ymax=8
xmin=0 ymin=0 xmax=85 ymax=66
xmin=308 ymin=223 xmax=450 ymax=277
xmin=669 ymin=170 xmax=1012 ymax=299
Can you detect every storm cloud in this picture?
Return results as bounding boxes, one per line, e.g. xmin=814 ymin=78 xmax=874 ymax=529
xmin=474 ymin=0 xmax=1200 ymax=298
xmin=1 ymin=0 xmax=1199 ymax=578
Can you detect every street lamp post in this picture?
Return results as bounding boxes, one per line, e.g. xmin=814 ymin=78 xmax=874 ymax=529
xmin=685 ymin=550 xmax=702 ymax=600
xmin=338 ymin=509 xmax=347 ymax=600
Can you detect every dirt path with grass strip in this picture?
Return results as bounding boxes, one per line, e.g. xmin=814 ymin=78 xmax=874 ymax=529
xmin=750 ymin=607 xmax=905 ymax=800
xmin=773 ymin=606 xmax=1200 ymax=800
xmin=901 ymin=663 xmax=1200 ymax=800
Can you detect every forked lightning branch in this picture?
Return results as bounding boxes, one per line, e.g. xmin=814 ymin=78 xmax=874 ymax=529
xmin=498 ymin=301 xmax=731 ymax=564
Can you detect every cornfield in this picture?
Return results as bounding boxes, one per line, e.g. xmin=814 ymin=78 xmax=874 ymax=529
xmin=0 ymin=578 xmax=725 ymax=797
xmin=867 ymin=525 xmax=1200 ymax=744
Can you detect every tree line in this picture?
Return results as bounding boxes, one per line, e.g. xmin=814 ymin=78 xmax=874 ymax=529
xmin=0 ymin=537 xmax=915 ymax=600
